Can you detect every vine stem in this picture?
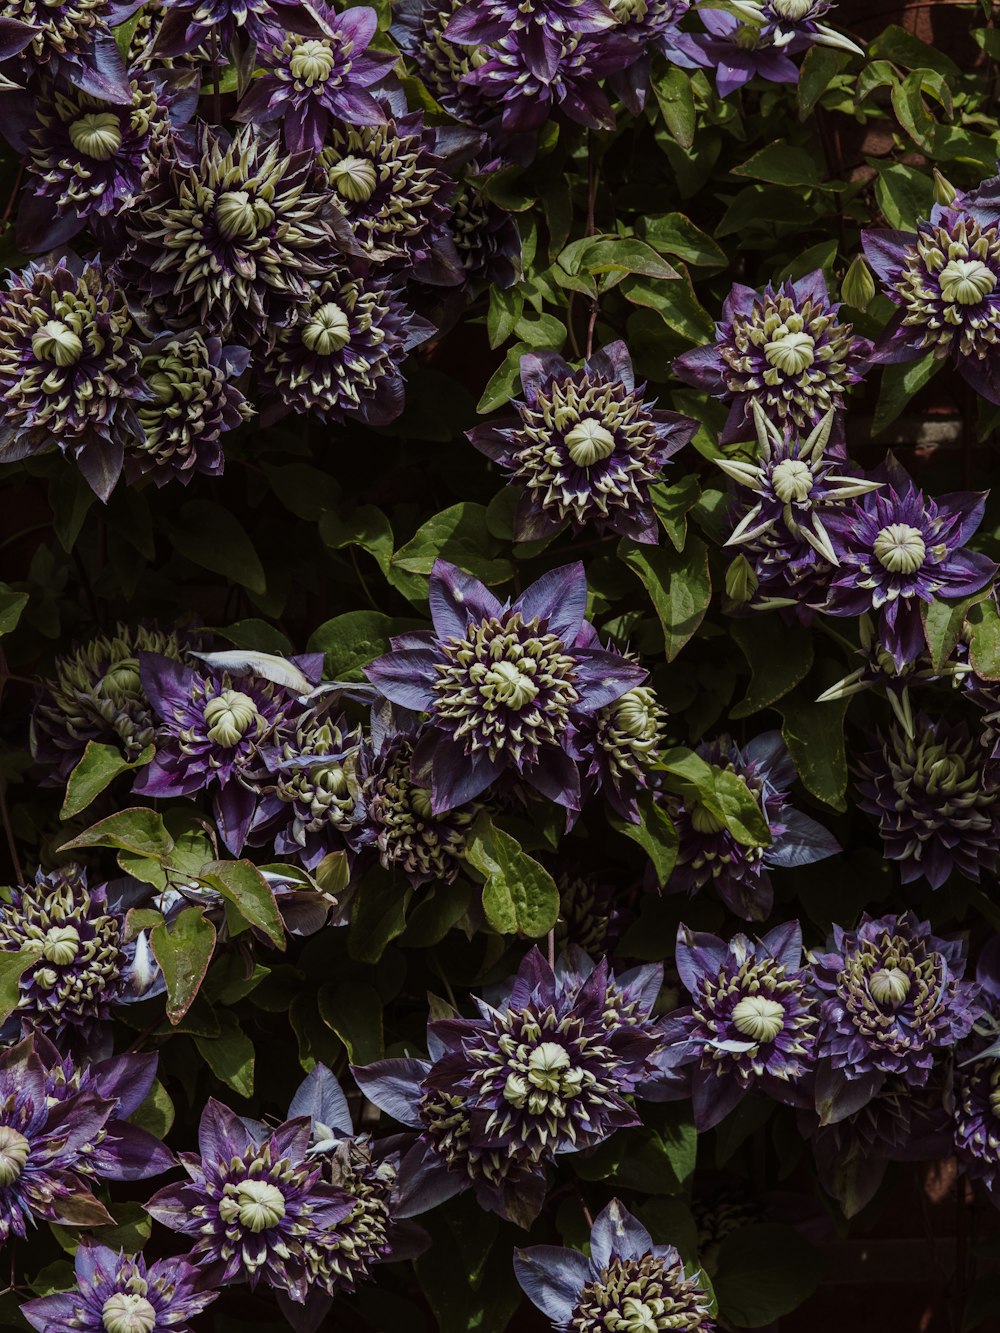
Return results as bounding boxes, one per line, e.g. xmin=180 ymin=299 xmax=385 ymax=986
xmin=584 ymin=133 xmax=599 ymax=360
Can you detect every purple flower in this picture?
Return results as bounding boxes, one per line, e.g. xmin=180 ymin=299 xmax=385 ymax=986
xmin=153 ymin=0 xmax=290 ymax=56
xmin=951 ymin=937 xmax=1000 ymax=1196
xmin=145 ymin=1098 xmax=354 ymax=1304
xmin=665 ymin=921 xmax=819 ymax=1130
xmin=673 ymin=270 xmax=870 ymax=446
xmin=855 ymin=712 xmax=1000 ymax=890
xmin=811 ymin=912 xmax=979 ymax=1122
xmin=365 ymin=559 xmax=646 ymax=813
xmin=515 ymin=1198 xmax=715 ymax=1332
xmin=445 ymin=0 xmax=615 ymax=81
xmin=127 ymin=333 xmax=253 ymax=486
xmin=746 ymin=0 xmax=864 ymax=57
xmin=0 ymin=0 xmax=141 ymax=104
xmin=555 ymin=869 xmax=630 ymax=955
xmin=449 ymin=172 xmax=522 ymax=289
xmin=469 ymin=343 xmax=696 ymax=544
xmin=668 ymin=731 xmax=840 ymax=921
xmin=823 ymin=463 xmax=996 ymax=671
xmin=237 ymin=5 xmax=397 ymax=153
xmin=391 ymin=0 xmax=496 ymax=126
xmin=0 ymin=256 xmax=150 ymax=501
xmin=863 ymin=177 xmax=1000 ymax=403
xmin=257 ymin=269 xmax=433 ymax=428
xmin=134 ymin=652 xmax=321 ymax=853
xmin=677 ymin=7 xmax=800 ymax=98
xmin=23 ymin=1244 xmax=217 ymax=1333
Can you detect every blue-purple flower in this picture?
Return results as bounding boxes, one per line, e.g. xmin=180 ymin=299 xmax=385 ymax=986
xmin=445 ymin=0 xmax=615 ymax=80
xmin=863 ymin=176 xmax=1000 ymax=403
xmin=145 ymin=1098 xmax=354 ymax=1304
xmin=515 ymin=1198 xmax=715 ymax=1332
xmin=675 ymin=7 xmax=801 ymax=98
xmin=668 ymin=731 xmax=840 ymax=921
xmin=822 ymin=463 xmax=996 ymax=671
xmin=673 ymin=270 xmax=870 ymax=446
xmin=153 ymin=0 xmax=290 ymax=56
xmin=366 ymin=560 xmax=645 ymax=813
xmin=469 ymin=343 xmax=696 ymax=543
xmin=811 ymin=912 xmax=979 ymax=1122
xmin=237 ymin=4 xmax=397 ymax=153
xmin=855 ymin=712 xmax=1000 ymax=890
xmin=23 ymin=1243 xmax=217 ymax=1333
xmin=0 ymin=0 xmax=141 ymax=104
xmin=951 ymin=936 xmax=1000 ymax=1196
xmin=664 ymin=921 xmax=819 ymax=1130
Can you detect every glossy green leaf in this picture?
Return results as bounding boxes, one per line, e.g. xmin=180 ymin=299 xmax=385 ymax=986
xmin=466 ymin=812 xmax=560 ymax=938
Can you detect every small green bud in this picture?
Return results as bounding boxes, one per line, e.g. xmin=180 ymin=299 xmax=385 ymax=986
xmin=725 ymin=554 xmax=758 ymax=606
xmin=933 ymin=168 xmax=957 ymax=207
xmin=841 ymin=254 xmax=876 ymax=312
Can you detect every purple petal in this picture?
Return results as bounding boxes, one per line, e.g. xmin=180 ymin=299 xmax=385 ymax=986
xmin=514 ymin=1245 xmax=590 ymax=1321
xmin=590 ymin=1198 xmax=654 ymax=1267
xmin=429 ymin=560 xmax=503 ymax=640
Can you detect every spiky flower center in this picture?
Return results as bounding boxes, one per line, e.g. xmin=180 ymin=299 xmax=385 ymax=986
xmin=938 ymin=258 xmax=996 ymax=305
xmin=570 ymin=1253 xmax=713 ymax=1333
xmin=365 ymin=740 xmax=476 ymax=885
xmin=419 ymin=1086 xmax=528 ymax=1186
xmin=302 ymin=302 xmax=351 ymax=355
xmin=769 ymin=0 xmax=814 ymax=18
xmin=68 ymin=111 xmax=123 ymax=160
xmin=732 ymin=995 xmax=785 ymax=1042
xmin=31 ymin=319 xmax=84 ymax=367
xmin=770 ymin=458 xmax=814 ymax=503
xmin=869 ymin=967 xmax=910 ymax=1006
xmin=42 ymin=924 xmax=80 ymax=965
xmin=100 ymin=660 xmax=141 ymax=702
xmin=764 ymin=328 xmax=815 ymax=375
xmin=101 ymin=1294 xmax=157 ymax=1333
xmin=433 ymin=612 xmax=579 ymax=765
xmin=0 ymin=1126 xmax=29 ymax=1185
xmin=230 ymin=1179 xmax=286 ymax=1232
xmin=327 ymin=155 xmax=378 ymax=203
xmin=288 ymin=37 xmax=336 ymax=84
xmin=203 ymin=690 xmax=261 ymax=747
xmin=613 ymin=687 xmax=660 ymax=742
xmin=215 ymin=189 xmax=271 ymax=241
xmin=565 ymin=418 xmax=617 ymax=466
xmin=873 ymin=523 xmax=926 ymax=574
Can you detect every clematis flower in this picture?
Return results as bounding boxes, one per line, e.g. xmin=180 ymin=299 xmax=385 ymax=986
xmin=153 ymin=0 xmax=291 ymax=56
xmin=675 ymin=7 xmax=801 ymax=98
xmin=391 ymin=0 xmax=495 ymax=126
xmin=822 ymin=461 xmax=996 ymax=671
xmin=0 ymin=0 xmax=141 ymax=103
xmin=515 ymin=1198 xmax=715 ymax=1332
xmin=855 ymin=713 xmax=1000 ymax=889
xmin=445 ymin=0 xmax=615 ymax=81
xmin=237 ymin=4 xmax=398 ymax=153
xmin=664 ymin=922 xmax=819 ymax=1130
xmin=673 ymin=270 xmax=870 ymax=446
xmin=365 ymin=559 xmax=646 ymax=813
xmin=863 ymin=174 xmax=1000 ymax=403
xmin=668 ymin=731 xmax=840 ymax=921
xmin=469 ymin=343 xmax=696 ymax=543
xmin=23 ymin=1244 xmax=217 ymax=1333
xmin=811 ymin=911 xmax=979 ymax=1122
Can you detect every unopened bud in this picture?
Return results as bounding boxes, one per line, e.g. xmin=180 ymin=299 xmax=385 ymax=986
xmin=841 ymin=254 xmax=876 ymax=312
xmin=933 ymin=168 xmax=957 ymax=207
xmin=725 ymin=554 xmax=758 ymax=606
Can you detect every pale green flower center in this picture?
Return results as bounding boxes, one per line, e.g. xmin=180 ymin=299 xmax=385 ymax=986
xmin=69 ymin=111 xmax=123 ymax=160
xmin=234 ymin=1179 xmax=286 ymax=1232
xmin=203 ymin=690 xmax=260 ymax=747
xmin=609 ymin=0 xmax=649 ymax=18
xmin=289 ymin=37 xmax=336 ymax=84
xmin=410 ymin=785 xmax=434 ymax=819
xmin=302 ymin=302 xmax=351 ymax=355
xmin=504 ymin=1040 xmax=584 ymax=1106
xmin=481 ymin=659 xmax=538 ymax=709
xmin=733 ymin=22 xmax=761 ymax=48
xmin=873 ymin=523 xmax=926 ymax=574
xmin=769 ymin=0 xmax=814 ymax=18
xmin=215 ymin=190 xmax=271 ymax=241
xmin=101 ymin=1293 xmax=157 ymax=1333
xmin=764 ymin=328 xmax=815 ymax=375
xmin=613 ymin=687 xmax=660 ymax=740
xmin=99 ymin=660 xmax=141 ymax=701
xmin=608 ymin=1296 xmax=667 ymax=1333
xmin=939 ymin=258 xmax=996 ymax=306
xmin=732 ymin=996 xmax=785 ymax=1043
xmin=32 ymin=319 xmax=84 ymax=367
xmin=328 ymin=154 xmax=378 ymax=203
xmin=771 ymin=458 xmax=814 ymax=503
xmin=0 ymin=1126 xmax=30 ymax=1186
xmin=564 ymin=418 xmax=616 ymax=466
xmin=869 ymin=967 xmax=910 ymax=1007
xmin=42 ymin=924 xmax=80 ymax=965
xmin=690 ymin=802 xmax=725 ymax=834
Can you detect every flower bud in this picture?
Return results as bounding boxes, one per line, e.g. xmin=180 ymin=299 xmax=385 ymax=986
xmin=725 ymin=554 xmax=758 ymax=605
xmin=203 ymin=690 xmax=261 ymax=747
xmin=933 ymin=168 xmax=957 ymax=206
xmin=101 ymin=1294 xmax=157 ymax=1333
xmin=841 ymin=254 xmax=876 ymax=311
xmin=232 ymin=1179 xmax=286 ymax=1232
xmin=69 ymin=112 xmax=123 ymax=161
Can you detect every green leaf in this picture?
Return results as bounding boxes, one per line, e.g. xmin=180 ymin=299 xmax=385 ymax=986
xmin=319 ymin=504 xmax=393 ymax=577
xmin=0 ymin=949 xmax=36 ymax=1024
xmin=262 ymin=461 xmax=341 ymax=522
xmin=642 ymin=213 xmax=726 ymax=268
xmin=733 ymin=142 xmax=823 ymax=188
xmin=60 ymin=807 xmax=174 ymax=858
xmin=194 ymin=1008 xmax=255 ymax=1097
xmin=660 ymin=747 xmax=771 ymax=847
xmin=151 ymin=907 xmax=216 ymax=1024
xmin=871 ymin=353 xmax=940 ymax=435
xmin=610 ymin=791 xmax=678 ymax=887
xmin=130 ymin=1079 xmax=175 ymax=1139
xmin=872 ymin=161 xmax=934 ymax=230
xmin=318 ymin=981 xmax=385 ymax=1064
xmin=308 ymin=610 xmax=407 ymax=680
xmin=730 ymin=616 xmax=814 ymax=718
xmin=922 ymin=594 xmax=983 ymax=671
xmin=60 ymin=742 xmax=154 ymax=820
xmin=465 ymin=812 xmax=560 ymax=938
xmin=778 ymin=689 xmax=849 ymax=811
xmin=390 ymin=503 xmax=512 ymax=591
xmin=477 ymin=341 xmax=529 ymax=414
xmin=713 ymin=1223 xmax=822 ymax=1326
xmin=416 ymin=1205 xmax=521 ymax=1333
xmin=215 ymin=619 xmax=294 ymax=655
xmin=168 ymin=501 xmax=266 ymax=595
xmin=798 ymin=44 xmax=849 ymax=119
xmin=619 ymin=536 xmax=711 ymax=661
xmin=0 ymin=584 xmax=27 ymax=635
xmin=200 ymin=860 xmax=285 ymax=950
xmin=649 ymin=475 xmax=702 ymax=551
xmin=968 ymin=597 xmax=1000 ymax=679
xmin=652 ymin=65 xmax=695 ymax=149
xmin=348 ymin=865 xmax=412 ymax=963
xmin=869 ymin=22 xmax=960 ymax=77
xmin=487 ymin=286 xmax=523 ymax=349
xmin=621 ymin=271 xmax=715 ymax=343
xmin=577 ymin=236 xmax=680 ymax=281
